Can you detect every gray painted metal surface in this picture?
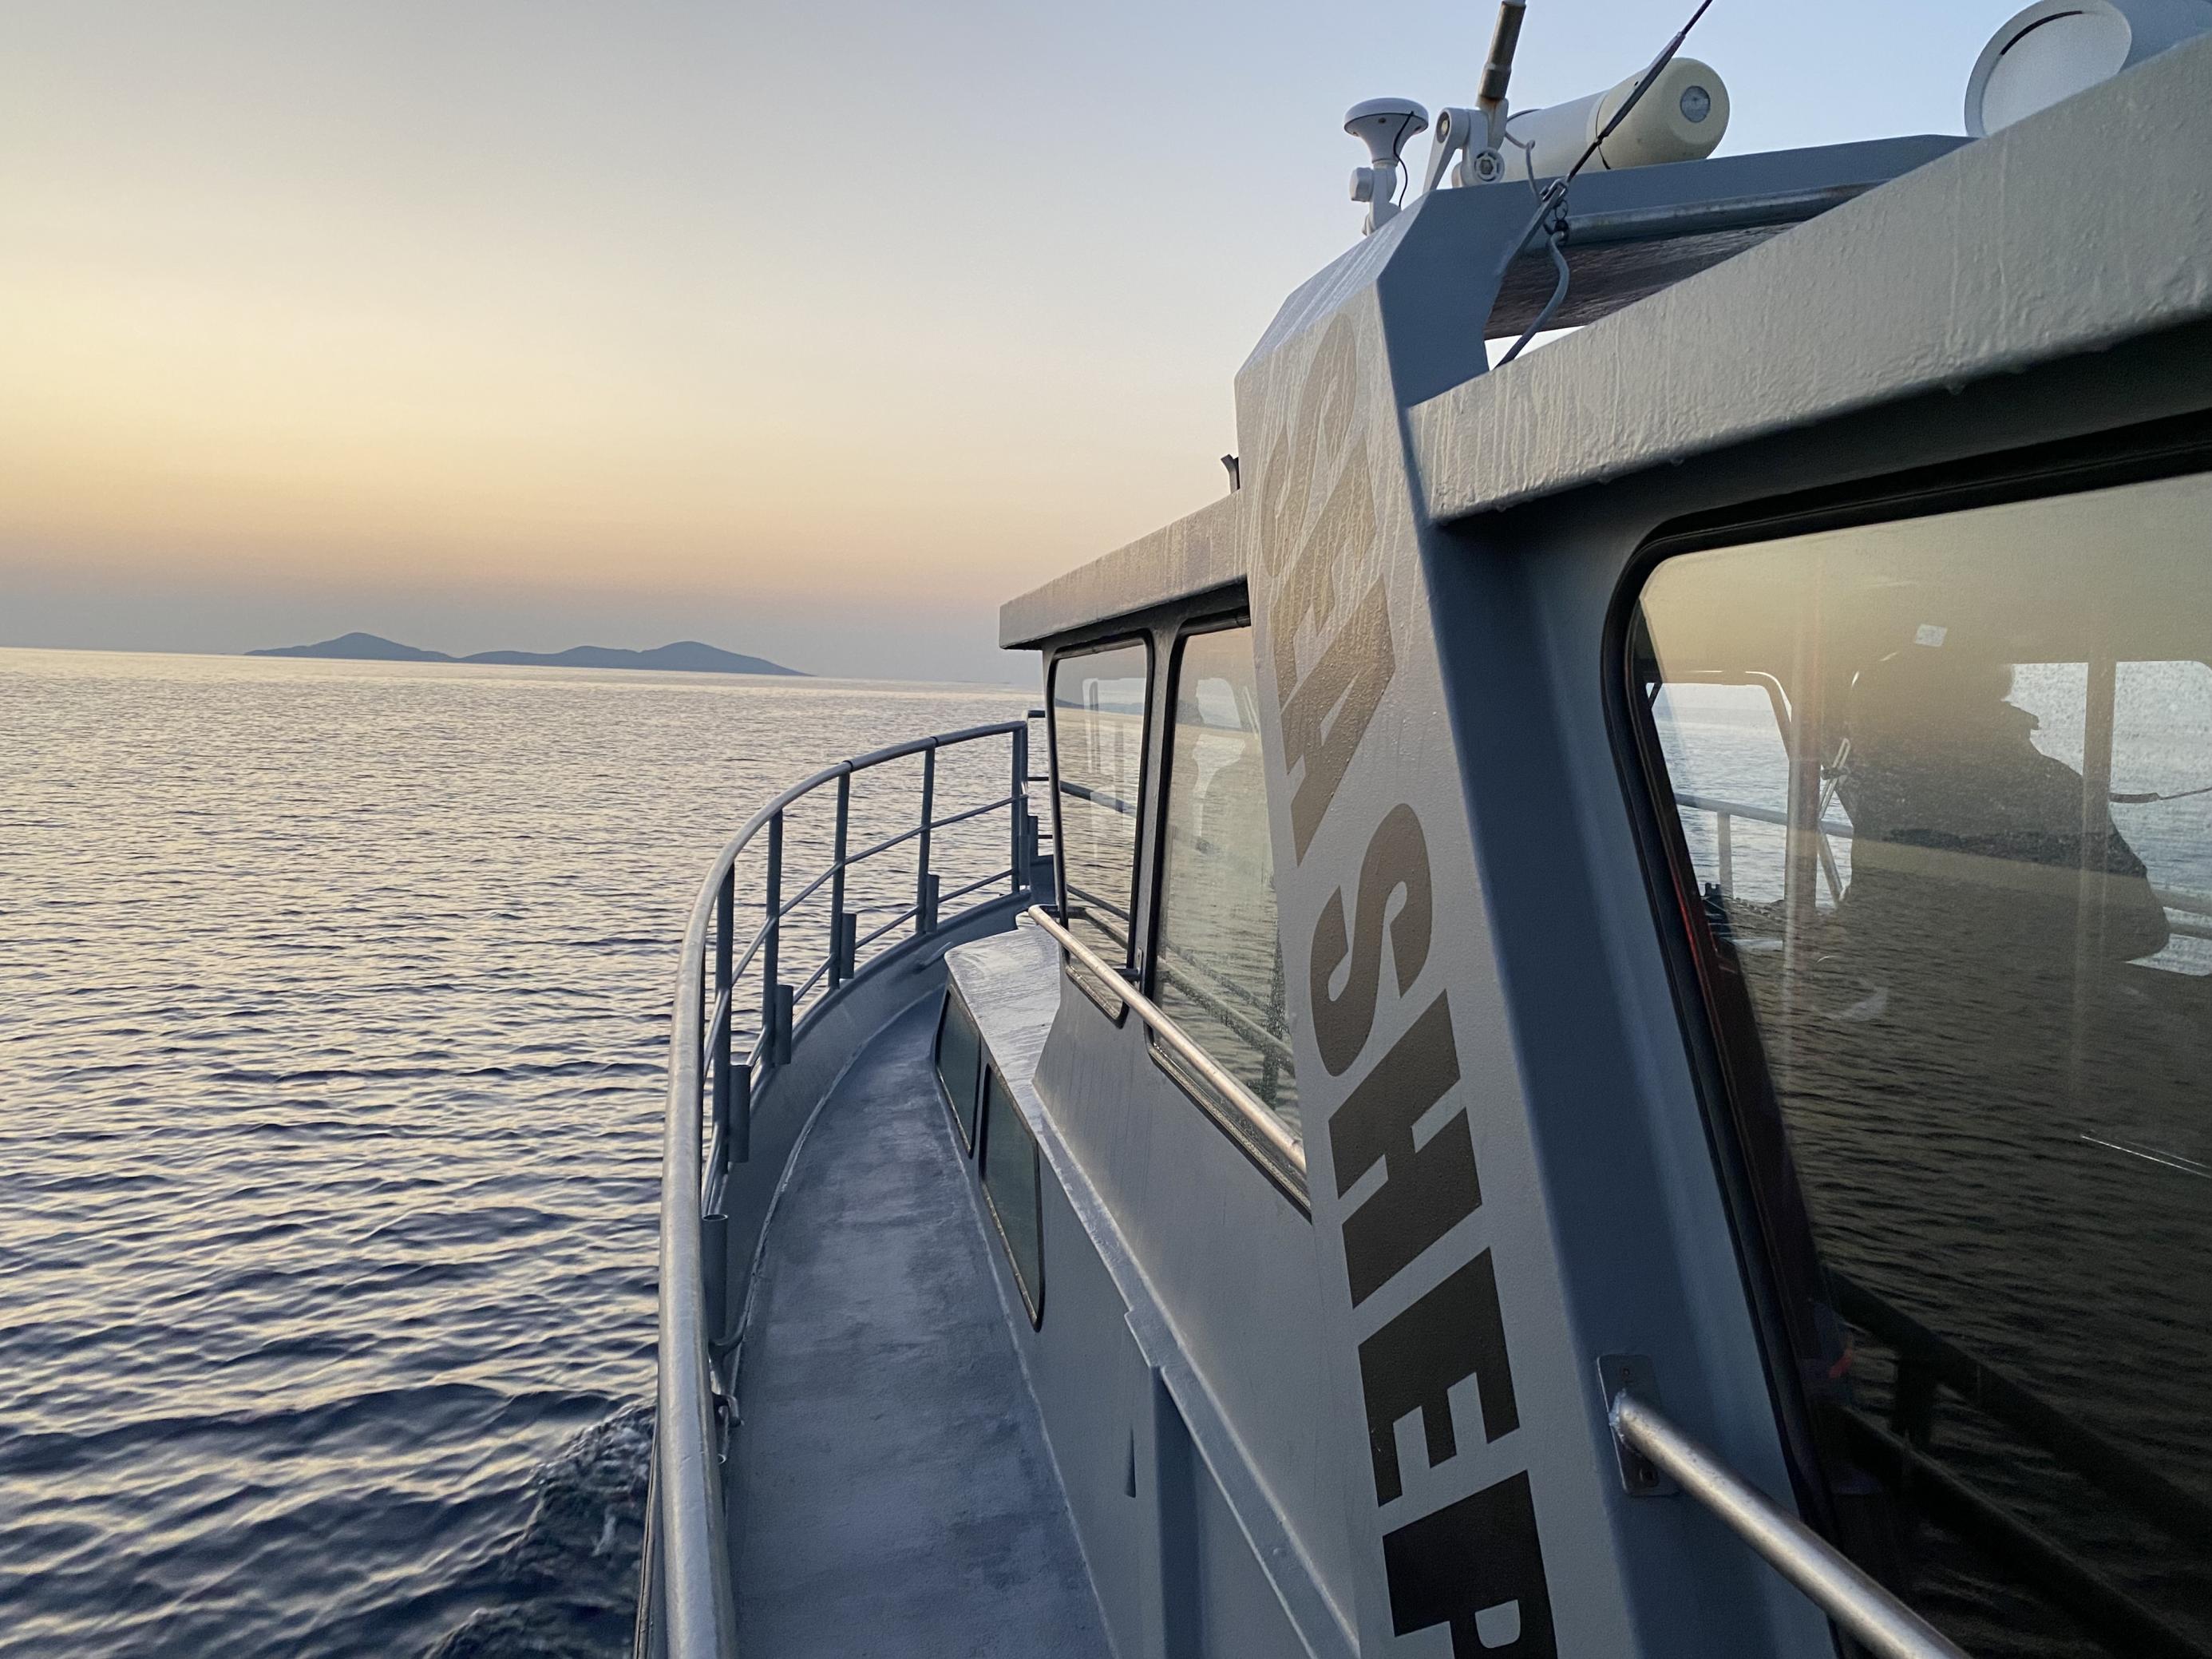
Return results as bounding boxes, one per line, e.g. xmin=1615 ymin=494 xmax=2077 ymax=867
xmin=1235 ymin=268 xmax=1680 ymax=1659
xmin=1181 ymin=114 xmax=2044 ymax=1659
xmin=948 ymin=923 xmax=1359 ymax=1659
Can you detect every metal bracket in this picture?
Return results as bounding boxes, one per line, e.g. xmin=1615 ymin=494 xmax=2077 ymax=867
xmin=710 ymin=1383 xmax=738 ymax=1464
xmin=1597 ymin=1352 xmax=1676 ymax=1495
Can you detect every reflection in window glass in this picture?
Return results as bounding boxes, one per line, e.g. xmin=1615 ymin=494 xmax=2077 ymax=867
xmin=2012 ymin=659 xmax=2212 ymax=976
xmin=1153 ymin=626 xmax=1299 ymax=1140
xmin=1051 ymin=643 xmax=1149 ymax=964
xmin=1632 ymin=470 xmax=2212 ymax=1657
xmin=1650 ymin=681 xmax=1826 ymax=909
xmin=935 ymin=992 xmax=982 ymax=1153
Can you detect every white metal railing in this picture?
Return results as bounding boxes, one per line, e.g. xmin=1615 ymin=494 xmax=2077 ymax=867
xmin=641 ymin=719 xmax=1046 ymax=1659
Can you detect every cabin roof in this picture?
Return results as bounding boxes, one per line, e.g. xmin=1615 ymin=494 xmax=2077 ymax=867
xmin=1413 ymin=34 xmax=2212 ymax=526
xmin=999 ymin=491 xmax=1244 ymax=650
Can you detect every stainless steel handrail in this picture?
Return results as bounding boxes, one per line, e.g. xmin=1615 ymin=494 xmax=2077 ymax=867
xmin=1608 ymin=1392 xmax=1970 ymax=1659
xmin=648 ymin=718 xmax=1044 ymax=1659
xmin=1024 ymin=905 xmax=1305 ymax=1178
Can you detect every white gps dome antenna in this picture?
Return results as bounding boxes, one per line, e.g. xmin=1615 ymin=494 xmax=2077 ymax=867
xmin=1965 ymin=0 xmax=2212 ymax=136
xmin=1346 ymin=97 xmax=1430 ymax=235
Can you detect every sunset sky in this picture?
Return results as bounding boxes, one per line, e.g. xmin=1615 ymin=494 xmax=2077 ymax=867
xmin=4 ymin=0 xmax=2029 ymax=683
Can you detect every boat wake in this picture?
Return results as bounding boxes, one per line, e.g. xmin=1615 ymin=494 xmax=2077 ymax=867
xmin=425 ymin=1403 xmax=651 ymax=1659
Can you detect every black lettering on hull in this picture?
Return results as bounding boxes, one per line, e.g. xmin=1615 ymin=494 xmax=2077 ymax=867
xmin=1283 ymin=579 xmax=1396 ymax=864
xmin=1260 ymin=318 xmax=1362 ymax=567
xmin=1358 ymin=1251 xmax=1519 ymax=1505
xmin=1332 ymin=993 xmax=1479 ymax=1307
xmin=1271 ymin=440 xmax=1376 ymax=699
xmin=1311 ymin=802 xmax=1433 ymax=1076
xmin=1383 ymin=1471 xmax=1557 ymax=1659
xmin=1256 ymin=316 xmax=1557 ymax=1653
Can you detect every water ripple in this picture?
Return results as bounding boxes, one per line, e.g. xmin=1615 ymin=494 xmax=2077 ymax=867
xmin=0 ymin=647 xmax=1030 ymax=1657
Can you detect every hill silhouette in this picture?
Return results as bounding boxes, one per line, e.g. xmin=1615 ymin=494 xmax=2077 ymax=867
xmin=249 ymin=632 xmax=803 ymax=677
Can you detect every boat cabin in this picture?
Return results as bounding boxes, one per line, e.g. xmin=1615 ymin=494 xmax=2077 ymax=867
xmin=642 ymin=25 xmax=2212 ymax=1659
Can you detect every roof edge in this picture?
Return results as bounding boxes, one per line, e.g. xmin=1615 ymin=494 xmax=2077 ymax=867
xmin=999 ymin=493 xmax=1245 ymax=650
xmin=1412 ymin=37 xmax=2212 ymax=524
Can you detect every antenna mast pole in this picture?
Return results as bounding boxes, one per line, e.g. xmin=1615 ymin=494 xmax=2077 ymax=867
xmin=1476 ymin=0 xmax=1528 ymax=153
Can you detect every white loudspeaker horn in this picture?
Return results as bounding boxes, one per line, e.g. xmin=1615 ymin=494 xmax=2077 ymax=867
xmin=1502 ymin=57 xmax=1729 ymax=182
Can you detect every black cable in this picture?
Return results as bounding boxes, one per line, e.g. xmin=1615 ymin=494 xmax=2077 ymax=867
xmin=1492 ymin=0 xmax=1717 ymax=367
xmin=1496 ymin=233 xmax=1571 ymax=365
xmin=1562 ymin=0 xmax=1715 ymax=192
xmin=1392 ymin=108 xmax=1422 ymax=206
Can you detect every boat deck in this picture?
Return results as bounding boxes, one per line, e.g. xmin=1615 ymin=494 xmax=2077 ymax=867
xmin=729 ymin=993 xmax=1110 ymax=1657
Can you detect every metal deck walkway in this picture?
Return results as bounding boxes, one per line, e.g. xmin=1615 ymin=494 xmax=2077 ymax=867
xmin=729 ymin=997 xmax=1111 ymax=1657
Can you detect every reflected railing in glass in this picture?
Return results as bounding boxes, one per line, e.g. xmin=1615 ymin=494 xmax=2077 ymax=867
xmin=1630 ymin=469 xmax=2212 ymax=1657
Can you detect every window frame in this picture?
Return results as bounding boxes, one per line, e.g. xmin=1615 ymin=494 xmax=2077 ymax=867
xmin=1046 ymin=633 xmax=1156 ymax=1013
xmin=1142 ymin=611 xmax=1310 ymax=1213
xmin=977 ymin=1064 xmax=1045 ymax=1328
xmin=1604 ymin=409 xmax=2212 ymax=1616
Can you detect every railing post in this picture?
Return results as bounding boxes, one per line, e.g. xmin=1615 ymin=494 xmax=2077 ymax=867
xmin=762 ymin=808 xmax=783 ymax=1067
xmin=924 ymin=871 xmax=941 ymax=935
xmin=731 ymin=1059 xmax=751 ymax=1165
xmin=829 ymin=771 xmax=850 ymax=989
xmin=1716 ymin=809 xmax=1734 ymax=897
xmin=774 ymin=982 xmax=793 ymax=1067
xmin=915 ymin=744 xmax=936 ymax=938
xmin=1011 ymin=723 xmax=1031 ymax=893
xmin=836 ymin=910 xmax=857 ymax=982
xmin=713 ymin=866 xmax=734 ymax=1155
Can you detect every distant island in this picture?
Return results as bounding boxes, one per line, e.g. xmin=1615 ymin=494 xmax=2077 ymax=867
xmin=248 ymin=632 xmax=805 ymax=677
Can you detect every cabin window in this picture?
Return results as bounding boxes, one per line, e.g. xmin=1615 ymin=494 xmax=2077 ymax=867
xmin=1628 ymin=469 xmax=2212 ymax=1657
xmin=1050 ymin=639 xmax=1150 ymax=968
xmin=979 ymin=1067 xmax=1043 ymax=1325
xmin=935 ymin=991 xmax=983 ymax=1154
xmin=1152 ymin=624 xmax=1300 ymax=1143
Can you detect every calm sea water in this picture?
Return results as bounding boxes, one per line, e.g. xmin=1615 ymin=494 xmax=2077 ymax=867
xmin=0 ymin=648 xmax=1031 ymax=1658
xmin=14 ymin=644 xmax=2209 ymax=1655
